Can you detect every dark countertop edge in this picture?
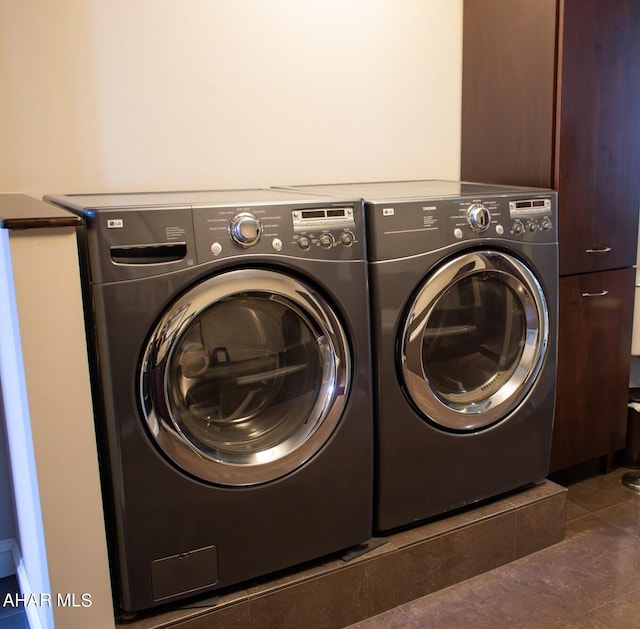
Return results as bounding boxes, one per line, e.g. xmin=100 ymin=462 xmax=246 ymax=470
xmin=1 ymin=215 xmax=82 ymax=230
xmin=0 ymin=193 xmax=82 ymax=230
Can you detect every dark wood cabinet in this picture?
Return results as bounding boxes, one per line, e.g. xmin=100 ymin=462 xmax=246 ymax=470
xmin=461 ymin=0 xmax=557 ymax=190
xmin=555 ymin=1 xmax=640 ymax=276
xmin=551 ymin=269 xmax=634 ymax=471
xmin=461 ymin=0 xmax=640 ymax=472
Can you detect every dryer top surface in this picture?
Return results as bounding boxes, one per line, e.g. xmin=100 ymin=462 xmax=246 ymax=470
xmin=279 ymin=180 xmax=554 ymax=203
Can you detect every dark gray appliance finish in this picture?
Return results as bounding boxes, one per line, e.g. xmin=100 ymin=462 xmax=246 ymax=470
xmin=44 ymin=188 xmax=373 ymax=613
xmin=280 ymin=180 xmax=558 ymax=532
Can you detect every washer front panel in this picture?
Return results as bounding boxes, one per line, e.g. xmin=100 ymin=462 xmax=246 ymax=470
xmin=400 ymin=250 xmax=549 ymax=431
xmin=141 ymin=268 xmax=351 ymax=485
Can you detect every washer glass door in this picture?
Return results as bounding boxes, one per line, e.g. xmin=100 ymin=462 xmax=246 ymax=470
xmin=400 ymin=250 xmax=549 ymax=431
xmin=141 ymin=269 xmax=351 ymax=486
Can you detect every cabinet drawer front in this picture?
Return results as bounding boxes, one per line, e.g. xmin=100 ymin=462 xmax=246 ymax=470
xmin=551 ymin=268 xmax=634 ymax=471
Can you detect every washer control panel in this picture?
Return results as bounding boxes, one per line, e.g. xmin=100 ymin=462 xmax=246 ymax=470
xmin=292 ymin=206 xmax=356 ymax=251
xmin=192 ymin=201 xmax=364 ymax=263
xmin=44 ymin=189 xmax=366 ymax=282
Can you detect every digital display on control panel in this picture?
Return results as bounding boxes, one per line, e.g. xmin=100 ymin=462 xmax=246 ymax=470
xmin=292 ymin=207 xmax=356 ymax=232
xmin=509 ymin=198 xmax=552 ymax=217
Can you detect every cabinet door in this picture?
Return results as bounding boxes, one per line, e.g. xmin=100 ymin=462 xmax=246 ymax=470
xmin=557 ymin=0 xmax=640 ymax=275
xmin=461 ymin=0 xmax=557 ymax=188
xmin=550 ymin=268 xmax=634 ymax=472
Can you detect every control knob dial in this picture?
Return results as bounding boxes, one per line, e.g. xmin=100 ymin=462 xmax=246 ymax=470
xmin=319 ymin=233 xmax=335 ymax=249
xmin=228 ymin=212 xmax=263 ymax=248
xmin=512 ymin=219 xmax=525 ymax=235
xmin=466 ymin=203 xmax=491 ymax=233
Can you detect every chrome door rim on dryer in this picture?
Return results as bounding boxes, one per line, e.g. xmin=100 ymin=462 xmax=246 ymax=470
xmin=400 ymin=249 xmax=549 ymax=431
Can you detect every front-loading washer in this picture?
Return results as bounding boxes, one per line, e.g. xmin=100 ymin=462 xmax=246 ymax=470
xmin=44 ymin=188 xmax=373 ymax=612
xmin=278 ymin=180 xmax=558 ymax=532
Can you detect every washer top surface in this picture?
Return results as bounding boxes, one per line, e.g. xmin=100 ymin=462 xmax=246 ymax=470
xmin=281 ymin=180 xmax=553 ymax=202
xmin=44 ymin=187 xmax=359 ymax=214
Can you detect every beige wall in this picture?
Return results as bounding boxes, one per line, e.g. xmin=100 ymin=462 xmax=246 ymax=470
xmin=0 ymin=1 xmax=462 ymax=198
xmin=1 ymin=228 xmax=114 ymax=628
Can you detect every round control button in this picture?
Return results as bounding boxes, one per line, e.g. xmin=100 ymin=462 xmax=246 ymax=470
xmin=211 ymin=242 xmax=223 ymax=255
xmin=298 ymin=236 xmax=311 ymax=250
xmin=512 ymin=220 xmax=525 ymax=235
xmin=496 ymin=224 xmax=504 ymax=235
xmin=319 ymin=233 xmax=335 ymax=249
xmin=528 ymin=221 xmax=538 ymax=232
xmin=340 ymin=231 xmax=355 ymax=247
xmin=454 ymin=228 xmax=463 ymax=240
xmin=228 ymin=212 xmax=263 ymax=248
xmin=541 ymin=217 xmax=552 ymax=231
xmin=272 ymin=238 xmax=283 ymax=251
xmin=466 ymin=203 xmax=491 ymax=232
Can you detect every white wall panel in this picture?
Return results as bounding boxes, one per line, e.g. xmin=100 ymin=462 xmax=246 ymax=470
xmin=0 ymin=1 xmax=462 ymax=196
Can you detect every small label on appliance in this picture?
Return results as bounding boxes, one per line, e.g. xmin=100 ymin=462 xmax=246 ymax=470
xmin=382 ymin=208 xmax=395 ymax=216
xmin=107 ymin=219 xmax=124 ymax=229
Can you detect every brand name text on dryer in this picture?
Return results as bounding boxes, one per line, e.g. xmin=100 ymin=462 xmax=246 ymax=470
xmin=2 ymin=592 xmax=93 ymax=607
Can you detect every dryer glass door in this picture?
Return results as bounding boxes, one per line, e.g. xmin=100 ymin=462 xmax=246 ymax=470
xmin=400 ymin=250 xmax=549 ymax=431
xmin=141 ymin=269 xmax=351 ymax=486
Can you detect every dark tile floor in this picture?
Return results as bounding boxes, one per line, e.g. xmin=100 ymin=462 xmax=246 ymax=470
xmin=0 ymin=576 xmax=28 ymax=629
xmin=347 ymin=463 xmax=640 ymax=629
xmin=2 ymin=463 xmax=637 ymax=628
xmin=121 ymin=479 xmax=565 ymax=628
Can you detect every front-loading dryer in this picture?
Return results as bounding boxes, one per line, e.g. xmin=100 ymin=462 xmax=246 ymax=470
xmin=278 ymin=180 xmax=558 ymax=532
xmin=44 ymin=188 xmax=373 ymax=612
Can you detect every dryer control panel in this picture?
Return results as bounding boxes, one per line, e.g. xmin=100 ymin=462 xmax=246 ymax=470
xmin=367 ymin=191 xmax=557 ymax=262
xmin=447 ymin=195 xmax=555 ymax=243
xmin=507 ymin=198 xmax=554 ymax=235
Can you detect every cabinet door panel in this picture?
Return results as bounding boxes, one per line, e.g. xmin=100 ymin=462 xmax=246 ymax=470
xmin=461 ymin=0 xmax=557 ymax=188
xmin=550 ymin=268 xmax=634 ymax=472
xmin=557 ymin=0 xmax=640 ymax=275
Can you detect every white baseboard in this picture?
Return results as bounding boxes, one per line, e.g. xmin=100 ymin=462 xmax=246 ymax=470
xmin=0 ymin=538 xmax=14 ymax=579
xmin=11 ymin=540 xmax=46 ymax=629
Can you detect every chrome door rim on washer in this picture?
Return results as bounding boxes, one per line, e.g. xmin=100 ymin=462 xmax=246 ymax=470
xmin=140 ymin=268 xmax=351 ymax=486
xmin=400 ymin=250 xmax=549 ymax=431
